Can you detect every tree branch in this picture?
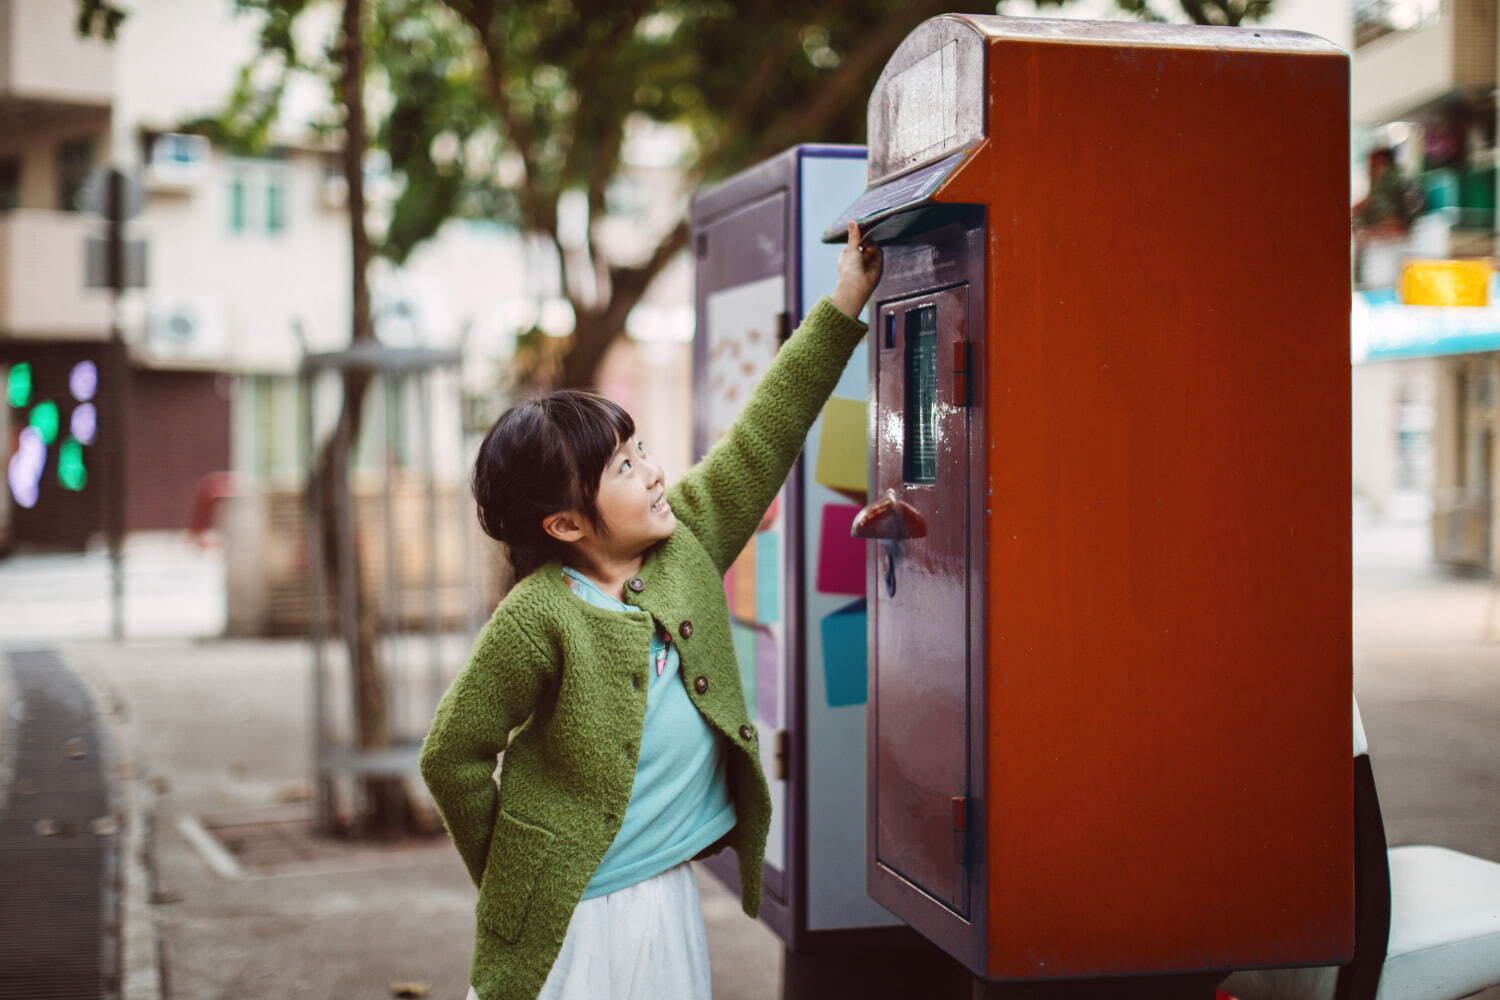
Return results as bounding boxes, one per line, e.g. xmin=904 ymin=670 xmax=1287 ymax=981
xmin=739 ymin=0 xmax=955 ymax=170
xmin=454 ymin=3 xmax=555 ymax=234
xmin=341 ymin=0 xmax=372 ymax=343
xmin=556 ymin=2 xmax=654 ymax=188
xmin=582 ymin=116 xmax=624 ymax=310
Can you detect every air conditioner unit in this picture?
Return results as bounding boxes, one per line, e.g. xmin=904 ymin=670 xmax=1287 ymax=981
xmin=146 ymin=295 xmax=229 ymax=361
xmin=145 ymin=133 xmax=212 ymax=192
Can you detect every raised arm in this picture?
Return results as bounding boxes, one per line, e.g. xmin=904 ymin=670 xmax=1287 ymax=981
xmin=667 ymin=294 xmax=868 ymax=575
xmin=418 ymin=605 xmax=552 ymax=889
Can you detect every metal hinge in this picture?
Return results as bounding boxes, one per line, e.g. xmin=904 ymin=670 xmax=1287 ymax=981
xmin=773 ymin=728 xmax=789 ymax=781
xmin=952 ymin=340 xmax=972 ymax=407
xmin=952 ymin=795 xmax=969 ymax=864
xmin=776 ymin=311 xmax=791 ymax=347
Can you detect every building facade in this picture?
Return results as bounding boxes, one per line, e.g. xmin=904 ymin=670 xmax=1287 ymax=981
xmin=0 ymin=0 xmax=694 ymax=632
xmin=1351 ymin=0 xmax=1500 ymax=571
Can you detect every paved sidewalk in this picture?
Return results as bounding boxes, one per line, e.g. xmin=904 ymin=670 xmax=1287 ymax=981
xmin=1350 ymin=517 xmax=1500 ymax=865
xmin=2 ymin=515 xmax=1496 ymax=999
xmin=57 ymin=636 xmax=782 ymax=1000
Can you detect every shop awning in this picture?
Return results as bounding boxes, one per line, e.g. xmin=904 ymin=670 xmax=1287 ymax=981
xmin=1354 ymin=275 xmax=1500 ymax=363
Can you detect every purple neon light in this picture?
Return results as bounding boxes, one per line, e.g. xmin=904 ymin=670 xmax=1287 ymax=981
xmin=8 ymin=426 xmax=46 ymax=508
xmin=71 ymin=402 xmax=97 ymax=445
xmin=69 ymin=360 xmax=98 ymax=402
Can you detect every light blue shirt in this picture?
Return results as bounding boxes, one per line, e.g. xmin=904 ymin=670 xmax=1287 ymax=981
xmin=561 ymin=565 xmax=738 ymax=899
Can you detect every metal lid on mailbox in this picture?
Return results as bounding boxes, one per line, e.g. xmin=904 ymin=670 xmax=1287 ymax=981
xmin=820 ymin=15 xmax=986 ymax=244
xmin=819 ymin=148 xmax=971 ymax=244
xmin=820 ymin=13 xmax=1344 ymax=246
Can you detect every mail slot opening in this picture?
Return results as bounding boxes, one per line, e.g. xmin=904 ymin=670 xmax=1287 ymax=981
xmin=904 ymin=305 xmax=939 ymax=485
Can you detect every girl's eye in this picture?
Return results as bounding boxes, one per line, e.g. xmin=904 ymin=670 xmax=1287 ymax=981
xmin=620 ymin=458 xmax=631 ymax=472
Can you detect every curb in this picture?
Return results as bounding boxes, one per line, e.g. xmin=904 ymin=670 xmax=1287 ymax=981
xmin=0 ymin=662 xmax=14 ymax=817
xmin=65 ymin=650 xmax=166 ymax=1000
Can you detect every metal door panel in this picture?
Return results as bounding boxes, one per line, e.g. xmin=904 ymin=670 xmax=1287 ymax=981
xmin=871 ymin=284 xmax=970 ymax=916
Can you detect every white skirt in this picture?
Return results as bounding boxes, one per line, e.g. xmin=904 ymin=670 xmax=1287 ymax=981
xmin=466 ymin=859 xmax=712 ymax=1000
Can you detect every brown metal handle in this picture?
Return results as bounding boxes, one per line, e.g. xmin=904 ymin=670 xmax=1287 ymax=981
xmin=850 ymin=488 xmax=927 ymax=540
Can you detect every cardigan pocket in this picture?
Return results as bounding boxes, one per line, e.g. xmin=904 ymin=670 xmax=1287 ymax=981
xmin=475 ymin=809 xmax=557 ymax=943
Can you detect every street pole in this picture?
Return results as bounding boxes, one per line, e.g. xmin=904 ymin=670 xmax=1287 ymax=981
xmin=105 ymin=167 xmax=128 ymax=641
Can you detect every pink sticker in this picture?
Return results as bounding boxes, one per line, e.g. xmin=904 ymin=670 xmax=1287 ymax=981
xmin=816 ymin=503 xmax=865 ymax=596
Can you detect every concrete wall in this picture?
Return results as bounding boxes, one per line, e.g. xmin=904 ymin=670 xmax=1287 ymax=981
xmin=0 ymin=0 xmax=113 ymax=106
xmin=0 ymin=209 xmax=113 ymax=336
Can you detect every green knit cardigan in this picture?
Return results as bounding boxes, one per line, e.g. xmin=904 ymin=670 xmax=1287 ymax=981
xmin=419 ymin=295 xmax=868 ymax=1000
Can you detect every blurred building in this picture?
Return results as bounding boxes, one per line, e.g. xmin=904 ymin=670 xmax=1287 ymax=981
xmin=0 ymin=0 xmax=693 ymax=632
xmin=0 ymin=0 xmax=123 ymax=551
xmin=1349 ymin=0 xmax=1500 ymax=572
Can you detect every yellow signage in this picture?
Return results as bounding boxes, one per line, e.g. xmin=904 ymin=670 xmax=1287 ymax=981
xmin=1399 ymin=258 xmax=1493 ymax=307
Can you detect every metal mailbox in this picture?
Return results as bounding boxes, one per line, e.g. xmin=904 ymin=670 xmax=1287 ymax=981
xmin=689 ymin=144 xmax=921 ymax=953
xmin=824 ymin=14 xmax=1354 ymax=987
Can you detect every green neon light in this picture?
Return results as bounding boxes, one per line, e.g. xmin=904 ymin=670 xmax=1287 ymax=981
xmin=30 ymin=400 xmax=59 ymax=445
xmin=58 ymin=436 xmax=87 ymax=491
xmin=7 ymin=363 xmax=31 ymax=408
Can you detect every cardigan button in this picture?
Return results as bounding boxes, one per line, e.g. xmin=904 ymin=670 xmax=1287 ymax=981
xmin=693 ymin=675 xmax=708 ymax=695
xmin=627 ymin=577 xmax=645 ymax=593
xmin=631 ymin=674 xmax=642 ymax=690
xmin=678 ymin=620 xmax=693 ymax=639
xmin=739 ymin=724 xmax=755 ymax=741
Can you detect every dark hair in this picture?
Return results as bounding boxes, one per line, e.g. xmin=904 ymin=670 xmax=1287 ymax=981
xmin=472 ymin=389 xmax=635 ymax=580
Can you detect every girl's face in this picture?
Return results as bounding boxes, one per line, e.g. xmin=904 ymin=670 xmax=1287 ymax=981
xmin=593 ymin=433 xmax=676 ymax=552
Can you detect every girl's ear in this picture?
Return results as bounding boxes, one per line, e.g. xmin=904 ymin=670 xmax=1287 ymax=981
xmin=541 ymin=510 xmax=587 ymax=544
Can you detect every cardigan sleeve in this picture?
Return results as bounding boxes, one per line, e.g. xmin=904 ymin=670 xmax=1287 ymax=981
xmin=666 ymin=295 xmax=868 ymax=576
xmin=418 ymin=605 xmax=552 ymax=890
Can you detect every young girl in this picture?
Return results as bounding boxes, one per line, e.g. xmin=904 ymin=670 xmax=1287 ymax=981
xmin=422 ymin=221 xmax=881 ymax=1000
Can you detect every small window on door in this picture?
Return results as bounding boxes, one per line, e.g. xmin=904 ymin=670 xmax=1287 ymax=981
xmin=904 ymin=305 xmax=938 ymax=484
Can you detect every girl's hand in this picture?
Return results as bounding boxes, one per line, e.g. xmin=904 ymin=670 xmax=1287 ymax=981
xmin=831 ymin=220 xmax=882 ymax=320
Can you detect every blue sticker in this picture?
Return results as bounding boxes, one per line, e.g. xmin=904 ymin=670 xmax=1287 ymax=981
xmin=755 ymin=529 xmax=780 ymax=623
xmin=820 ymin=597 xmax=868 ymax=707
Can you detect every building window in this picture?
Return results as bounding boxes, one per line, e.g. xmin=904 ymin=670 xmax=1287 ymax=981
xmin=226 ymin=151 xmax=290 ymax=236
xmin=1394 ymin=376 xmax=1433 ymax=493
xmin=252 ymin=374 xmax=278 ymax=477
xmin=0 ymin=157 xmax=20 ymax=211
xmin=58 ymin=137 xmax=97 ymax=212
xmin=229 ymin=175 xmax=247 ymax=232
xmin=266 ymin=176 xmax=284 ymax=233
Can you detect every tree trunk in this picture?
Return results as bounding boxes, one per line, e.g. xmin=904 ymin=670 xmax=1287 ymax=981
xmin=313 ymin=0 xmax=420 ymax=840
xmin=553 ymin=223 xmax=691 ymax=390
xmin=556 ymin=310 xmax=626 ymax=391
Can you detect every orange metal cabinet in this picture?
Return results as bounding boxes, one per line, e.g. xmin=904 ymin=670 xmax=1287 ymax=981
xmin=825 ymin=14 xmax=1353 ymax=987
